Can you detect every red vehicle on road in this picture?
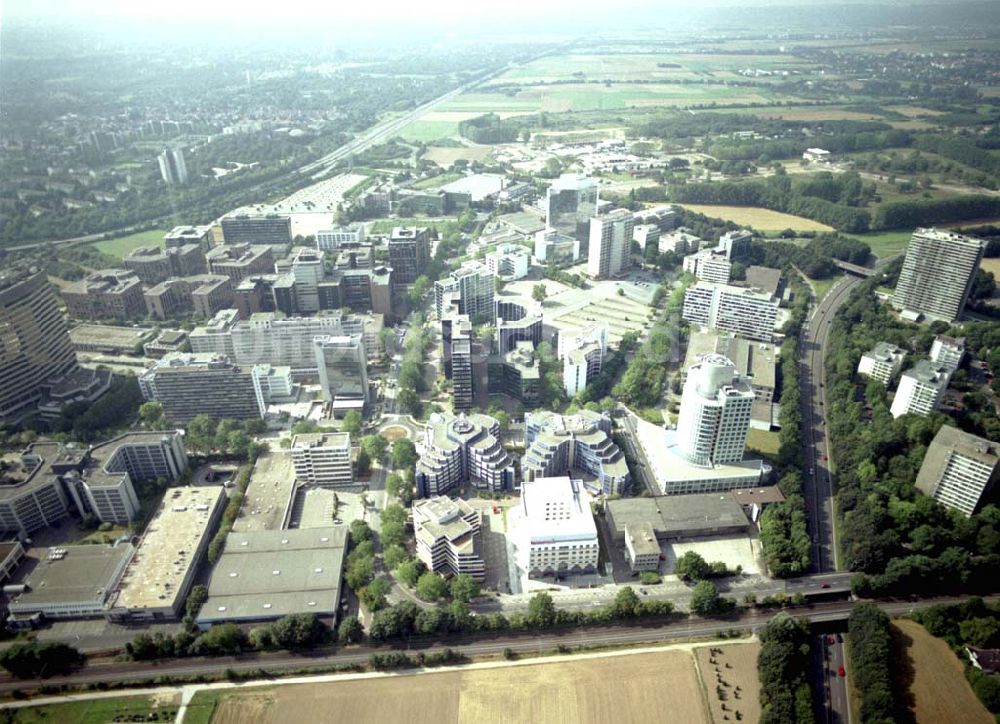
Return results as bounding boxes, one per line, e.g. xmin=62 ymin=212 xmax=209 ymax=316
xmin=838 ymin=665 xmax=846 ymax=677
xmin=825 ymin=635 xmax=835 ymax=645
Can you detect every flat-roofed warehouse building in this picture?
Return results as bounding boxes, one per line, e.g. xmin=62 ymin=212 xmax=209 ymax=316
xmin=7 ymin=544 xmax=134 ymax=620
xmin=69 ymin=324 xmax=156 ymax=355
xmin=108 ymin=486 xmax=226 ymax=622
xmin=196 ymin=527 xmax=347 ymax=629
xmin=605 ymin=494 xmax=752 ymax=543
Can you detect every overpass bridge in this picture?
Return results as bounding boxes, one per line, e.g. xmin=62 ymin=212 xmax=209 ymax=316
xmin=832 ymin=259 xmax=877 ymax=277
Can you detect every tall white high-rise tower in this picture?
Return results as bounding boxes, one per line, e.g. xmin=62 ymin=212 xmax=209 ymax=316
xmin=675 ymin=354 xmax=754 ymax=467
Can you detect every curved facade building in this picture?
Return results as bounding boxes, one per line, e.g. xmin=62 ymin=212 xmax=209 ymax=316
xmin=415 ymin=413 xmax=514 ymax=497
xmin=0 ymin=270 xmax=77 ymax=423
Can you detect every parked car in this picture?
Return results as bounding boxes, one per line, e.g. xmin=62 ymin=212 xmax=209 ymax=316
xmin=837 ymin=665 xmax=846 ymax=677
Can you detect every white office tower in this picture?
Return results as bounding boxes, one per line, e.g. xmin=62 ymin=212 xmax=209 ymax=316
xmin=485 ymin=243 xmax=530 ymax=281
xmin=434 ymin=261 xmax=495 ymax=321
xmin=675 ymin=354 xmax=754 ymax=467
xmin=916 ymin=426 xmax=1000 ymax=517
xmin=892 ymin=228 xmax=985 ymax=323
xmin=157 ymin=148 xmax=189 ymax=185
xmin=930 ymin=335 xmax=966 ymax=374
xmin=514 ymin=477 xmax=599 ymax=579
xmin=313 ymin=335 xmax=369 ymax=407
xmin=413 ymin=497 xmax=485 ymax=580
xmin=290 ymin=432 xmax=353 ymax=487
xmin=857 ymin=342 xmax=907 ymax=386
xmin=560 ymin=325 xmax=608 ymax=397
xmin=546 ymin=174 xmax=599 ymax=245
xmin=316 ymin=225 xmax=365 ymax=252
xmin=890 ymin=360 xmax=950 ymax=419
xmin=291 ymin=249 xmax=324 ymax=313
xmin=683 ymin=249 xmax=732 ymax=284
xmin=587 ymin=208 xmax=634 ymax=278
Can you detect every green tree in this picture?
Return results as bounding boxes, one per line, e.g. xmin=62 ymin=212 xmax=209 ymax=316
xmin=450 ymin=574 xmax=480 ymax=603
xmin=531 ymin=283 xmax=547 ymax=303
xmin=416 ymin=572 xmax=449 ymax=602
xmin=395 ymin=558 xmax=425 ymax=588
xmin=338 ymin=615 xmax=364 ymax=644
xmin=397 ymin=388 xmax=421 ymax=416
xmin=139 ymin=401 xmax=166 ymax=429
xmin=390 ymin=438 xmax=418 ymax=469
xmin=674 ymin=551 xmax=710 ymax=582
xmin=186 ymin=414 xmax=217 ymax=452
xmin=0 ymin=642 xmax=84 ymax=678
xmin=360 ymin=577 xmax=392 ymax=611
xmin=342 ymin=410 xmax=363 ymax=435
xmin=356 ymin=448 xmax=372 ymax=477
xmin=690 ymin=580 xmax=722 ymax=615
xmin=267 ymin=613 xmax=327 ymax=649
xmin=185 ymin=584 xmax=208 ymax=619
xmin=383 ymin=544 xmax=409 ymax=570
xmin=612 ymin=586 xmax=641 ymax=618
xmin=350 ymin=519 xmax=373 ymax=544
xmin=361 ymin=434 xmax=389 ymax=463
xmin=381 ymin=520 xmax=406 ymax=549
xmin=526 ymin=591 xmax=556 ymax=628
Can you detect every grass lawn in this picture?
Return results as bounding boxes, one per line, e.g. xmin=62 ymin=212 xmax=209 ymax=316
xmin=746 ymin=428 xmax=780 ymax=456
xmin=397 ymin=120 xmax=459 ymax=143
xmin=367 ymin=217 xmax=453 ymax=234
xmin=89 ymin=228 xmax=169 ymax=258
xmin=12 ymin=695 xmax=177 ymax=723
xmin=980 ymin=257 xmax=1000 ymax=276
xmin=806 ymin=275 xmax=840 ymax=302
xmin=181 ymin=691 xmax=223 ymax=724
xmin=410 ymin=172 xmax=463 ymax=190
xmin=844 ymin=230 xmax=912 ymax=259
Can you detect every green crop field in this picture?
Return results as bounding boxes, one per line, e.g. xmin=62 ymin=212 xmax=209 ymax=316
xmin=89 ymin=228 xmax=169 ymax=257
xmin=398 ymin=120 xmax=460 ymax=142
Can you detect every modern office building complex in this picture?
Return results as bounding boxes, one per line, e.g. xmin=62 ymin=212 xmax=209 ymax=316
xmin=916 ymin=426 xmax=1000 ymax=517
xmin=415 ymin=413 xmax=515 ymax=497
xmin=124 ymin=244 xmax=207 ymax=284
xmin=413 ymin=497 xmax=485 ymax=581
xmin=523 ymin=410 xmax=630 ymax=496
xmin=435 ymin=261 xmax=495 ymax=321
xmin=587 ymin=208 xmax=634 ymax=278
xmin=682 ymin=281 xmax=779 ymax=343
xmin=0 ymin=432 xmax=187 ymax=536
xmin=892 ymin=228 xmax=985 ymax=322
xmin=206 ymin=244 xmax=275 ymax=282
xmin=546 ymin=174 xmax=599 ymax=246
xmin=139 ymin=353 xmax=285 ymax=423
xmin=220 ymin=213 xmax=292 ymax=245
xmin=164 ymin=225 xmax=212 ymax=253
xmin=313 ymin=335 xmax=369 ymax=412
xmin=388 ymin=227 xmax=430 ymax=285
xmin=857 ymin=342 xmax=907 ymax=386
xmin=143 ymin=275 xmax=234 ymax=321
xmin=62 ymin=270 xmax=145 ymax=321
xmin=290 ymin=433 xmax=353 ymax=487
xmin=157 ymin=147 xmax=188 ymax=185
xmin=0 ymin=269 xmax=79 ymax=423
xmin=890 ymin=359 xmax=952 ymax=419
xmin=675 ymin=354 xmax=754 ymax=467
xmin=514 ymin=477 xmax=599 ymax=579
xmin=633 ymin=355 xmax=763 ymax=495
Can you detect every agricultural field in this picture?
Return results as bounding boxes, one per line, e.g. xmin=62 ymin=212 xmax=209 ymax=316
xmin=422 ymin=145 xmax=495 ymax=167
xmin=892 ymin=619 xmax=992 ymax=724
xmin=410 ymin=172 xmax=464 ymax=190
xmin=694 ymin=642 xmax=762 ymax=724
xmin=11 ymin=693 xmax=179 ymax=723
xmin=190 ymin=647 xmax=732 ymax=724
xmin=398 ymin=120 xmax=461 ymax=143
xmin=980 ymin=257 xmax=1000 ymax=277
xmin=89 ymin=228 xmax=169 ymax=257
xmin=676 ymin=204 xmax=835 ymax=232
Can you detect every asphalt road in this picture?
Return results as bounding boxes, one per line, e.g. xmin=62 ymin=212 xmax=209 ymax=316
xmin=0 ymin=596 xmax=974 ymax=696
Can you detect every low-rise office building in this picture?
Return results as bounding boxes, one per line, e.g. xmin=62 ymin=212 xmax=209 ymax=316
xmin=62 ymin=270 xmax=145 ymax=321
xmin=124 ymin=244 xmax=206 ymax=284
xmin=514 ymin=477 xmax=599 ymax=579
xmin=206 ymin=243 xmax=275 ymax=282
xmin=196 ymin=527 xmax=347 ymax=629
xmin=290 ymin=433 xmax=353 ymax=487
xmin=108 ymin=486 xmax=226 ymax=622
xmin=485 ymin=243 xmax=530 ymax=281
xmin=413 ymin=497 xmax=485 ymax=581
xmin=69 ymin=324 xmax=156 ymax=356
xmin=164 ymin=225 xmax=212 ymax=253
xmin=624 ymin=522 xmax=660 ymax=572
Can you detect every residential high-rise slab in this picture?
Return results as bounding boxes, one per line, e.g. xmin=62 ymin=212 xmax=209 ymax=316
xmin=916 ymin=425 xmax=1000 ymax=517
xmin=0 ymin=269 xmax=78 ymax=423
xmin=587 ymin=208 xmax=634 ymax=279
xmin=157 ymin=147 xmax=188 ymax=185
xmin=892 ymin=228 xmax=985 ymax=323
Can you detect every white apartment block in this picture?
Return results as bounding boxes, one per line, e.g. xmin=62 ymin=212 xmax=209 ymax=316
xmin=485 ymin=243 xmax=530 ymax=281
xmin=682 ymin=281 xmax=779 ymax=343
xmin=892 ymin=228 xmax=985 ymax=323
xmin=683 ymin=249 xmax=732 ymax=284
xmin=890 ymin=360 xmax=951 ymax=419
xmin=930 ymin=335 xmax=966 ymax=373
xmin=413 ymin=497 xmax=485 ymax=580
xmin=587 ymin=209 xmax=634 ymax=279
xmin=916 ymin=426 xmax=1000 ymax=517
xmin=857 ymin=342 xmax=907 ymax=386
xmin=515 ymin=477 xmax=599 ymax=578
xmin=290 ymin=433 xmax=353 ymax=487
xmin=676 ymin=354 xmax=755 ymax=467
